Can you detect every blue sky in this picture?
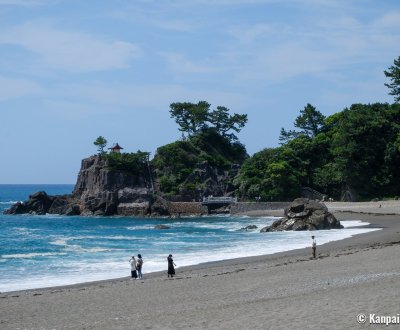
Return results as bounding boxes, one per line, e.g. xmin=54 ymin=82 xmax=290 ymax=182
xmin=1 ymin=0 xmax=399 ymax=183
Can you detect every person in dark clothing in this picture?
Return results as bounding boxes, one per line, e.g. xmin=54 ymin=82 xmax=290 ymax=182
xmin=136 ymin=254 xmax=143 ymax=279
xmin=167 ymin=254 xmax=176 ymax=278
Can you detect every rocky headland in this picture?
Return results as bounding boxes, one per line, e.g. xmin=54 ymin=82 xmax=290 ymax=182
xmin=4 ymin=155 xmax=237 ymax=217
xmin=4 ymin=155 xmax=169 ymax=217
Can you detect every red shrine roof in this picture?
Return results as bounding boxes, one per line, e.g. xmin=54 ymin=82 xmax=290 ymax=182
xmin=108 ymin=143 xmax=124 ymax=150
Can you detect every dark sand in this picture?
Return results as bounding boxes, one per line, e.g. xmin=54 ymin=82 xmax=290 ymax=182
xmin=1 ymin=205 xmax=400 ymax=329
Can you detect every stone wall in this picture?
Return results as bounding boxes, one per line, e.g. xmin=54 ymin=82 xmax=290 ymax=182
xmin=168 ymin=202 xmax=208 ymax=215
xmin=230 ymin=202 xmax=290 ymax=214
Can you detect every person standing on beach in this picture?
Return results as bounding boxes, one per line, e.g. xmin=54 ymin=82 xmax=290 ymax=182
xmin=136 ymin=254 xmax=143 ymax=279
xmin=129 ymin=256 xmax=137 ymax=279
xmin=167 ymin=254 xmax=176 ymax=278
xmin=312 ymin=236 xmax=317 ymax=258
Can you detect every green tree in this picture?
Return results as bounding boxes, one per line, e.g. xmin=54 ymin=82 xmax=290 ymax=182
xmin=384 ymin=56 xmax=400 ymax=103
xmin=169 ymin=101 xmax=210 ymax=137
xmin=279 ymin=103 xmax=325 ymax=142
xmin=169 ymin=101 xmax=248 ymax=141
xmin=105 ymin=150 xmax=150 ymax=175
xmin=234 ymin=147 xmax=303 ymax=201
xmin=294 ymin=103 xmax=325 ymax=137
xmin=209 ymin=106 xmax=248 ymax=141
xmin=93 ymin=136 xmax=107 ymax=154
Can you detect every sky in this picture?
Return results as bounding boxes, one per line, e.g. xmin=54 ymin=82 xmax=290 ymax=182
xmin=0 ymin=0 xmax=399 ymax=184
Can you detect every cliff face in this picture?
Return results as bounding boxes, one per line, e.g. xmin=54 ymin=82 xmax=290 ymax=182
xmin=161 ymin=161 xmax=240 ymax=202
xmin=72 ymin=156 xmax=153 ymax=216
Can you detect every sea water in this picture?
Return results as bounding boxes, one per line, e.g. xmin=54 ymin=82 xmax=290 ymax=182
xmin=0 ymin=184 xmax=380 ymax=292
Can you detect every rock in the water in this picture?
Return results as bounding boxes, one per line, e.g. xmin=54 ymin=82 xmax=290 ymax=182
xmin=48 ymin=195 xmax=80 ymax=215
xmin=154 ymin=224 xmax=171 ymax=230
xmin=240 ymin=225 xmax=258 ymax=231
xmin=150 ymin=196 xmax=170 ymax=216
xmin=4 ymin=191 xmax=52 ymax=215
xmin=260 ymin=198 xmax=343 ymax=232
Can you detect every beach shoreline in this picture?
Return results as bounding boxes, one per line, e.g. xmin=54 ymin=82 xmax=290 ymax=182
xmin=1 ymin=203 xmax=400 ymax=329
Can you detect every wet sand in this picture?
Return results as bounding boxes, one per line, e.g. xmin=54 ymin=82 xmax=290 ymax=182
xmin=1 ymin=203 xmax=400 ymax=329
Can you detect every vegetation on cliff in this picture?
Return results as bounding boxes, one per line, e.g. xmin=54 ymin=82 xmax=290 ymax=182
xmin=153 ymin=102 xmax=248 ymax=196
xmin=235 ymin=57 xmax=400 ymax=202
xmin=235 ymin=102 xmax=400 ymax=201
xmin=104 ymin=151 xmax=150 ymax=176
xmin=153 ymin=128 xmax=247 ymax=196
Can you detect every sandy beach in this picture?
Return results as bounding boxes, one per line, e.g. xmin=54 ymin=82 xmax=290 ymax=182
xmin=1 ymin=202 xmax=400 ymax=329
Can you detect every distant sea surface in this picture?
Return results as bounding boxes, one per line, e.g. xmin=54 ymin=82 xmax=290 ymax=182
xmin=0 ymin=184 xmax=380 ymax=292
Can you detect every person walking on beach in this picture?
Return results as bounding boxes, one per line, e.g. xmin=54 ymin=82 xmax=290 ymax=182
xmin=129 ymin=256 xmax=137 ymax=279
xmin=167 ymin=254 xmax=176 ymax=278
xmin=312 ymin=236 xmax=317 ymax=258
xmin=136 ymin=254 xmax=143 ymax=279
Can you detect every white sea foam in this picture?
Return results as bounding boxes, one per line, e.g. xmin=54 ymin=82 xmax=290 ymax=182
xmin=341 ymin=220 xmax=370 ymax=228
xmin=50 ymin=238 xmax=69 ymax=246
xmin=126 ymin=225 xmax=155 ymax=230
xmin=0 ymin=201 xmax=20 ymax=204
xmin=64 ymin=245 xmax=116 ymax=253
xmin=2 ymin=252 xmax=67 ymax=259
xmin=0 ymin=217 xmax=380 ymax=292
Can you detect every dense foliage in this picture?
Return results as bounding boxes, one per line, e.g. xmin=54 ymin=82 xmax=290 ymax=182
xmin=105 ymin=151 xmax=150 ymax=176
xmin=153 ymin=127 xmax=247 ymax=195
xmin=169 ymin=101 xmax=247 ymax=141
xmin=235 ymin=103 xmax=400 ymax=201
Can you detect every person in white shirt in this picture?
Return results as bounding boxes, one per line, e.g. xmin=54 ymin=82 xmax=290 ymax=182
xmin=312 ymin=236 xmax=317 ymax=258
xmin=129 ymin=256 xmax=137 ymax=279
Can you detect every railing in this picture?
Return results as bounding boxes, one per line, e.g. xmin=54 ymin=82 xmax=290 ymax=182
xmin=301 ymin=187 xmax=325 ymax=200
xmin=202 ymin=196 xmax=237 ymax=204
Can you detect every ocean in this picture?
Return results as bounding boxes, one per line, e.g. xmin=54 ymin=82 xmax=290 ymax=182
xmin=0 ymin=184 xmax=380 ymax=293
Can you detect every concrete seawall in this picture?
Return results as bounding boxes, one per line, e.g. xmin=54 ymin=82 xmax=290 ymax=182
xmin=168 ymin=201 xmax=289 ymax=215
xmin=230 ymin=202 xmax=289 ymax=214
xmin=168 ymin=202 xmax=208 ymax=215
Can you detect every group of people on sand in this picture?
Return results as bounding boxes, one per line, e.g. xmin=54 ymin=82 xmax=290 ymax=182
xmin=129 ymin=253 xmax=177 ymax=279
xmin=129 ymin=254 xmax=144 ymax=279
xmin=129 ymin=238 xmax=316 ymax=280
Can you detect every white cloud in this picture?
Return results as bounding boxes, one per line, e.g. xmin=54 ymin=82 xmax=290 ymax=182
xmin=373 ymin=12 xmax=400 ymax=29
xmin=0 ymin=23 xmax=143 ymax=72
xmin=219 ymin=7 xmax=400 ymax=84
xmin=228 ymin=23 xmax=273 ymax=43
xmin=43 ymin=81 xmax=244 ymax=120
xmin=160 ymin=52 xmax=219 ymax=74
xmin=0 ymin=76 xmax=42 ymax=101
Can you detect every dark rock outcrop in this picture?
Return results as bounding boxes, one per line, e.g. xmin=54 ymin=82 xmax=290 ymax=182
xmin=72 ymin=156 xmax=152 ymax=216
xmin=239 ymin=225 xmax=258 ymax=231
xmin=150 ymin=196 xmax=171 ymax=216
xmin=163 ymin=161 xmax=240 ymax=202
xmin=260 ymin=198 xmax=343 ymax=232
xmin=3 ymin=191 xmax=80 ymax=216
